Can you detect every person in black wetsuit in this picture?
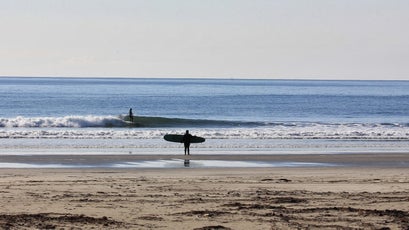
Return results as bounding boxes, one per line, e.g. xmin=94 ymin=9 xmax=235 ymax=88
xmin=182 ymin=130 xmax=192 ymax=155
xmin=129 ymin=108 xmax=134 ymax=122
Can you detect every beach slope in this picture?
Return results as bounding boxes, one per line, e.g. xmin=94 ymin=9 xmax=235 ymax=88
xmin=1 ymin=165 xmax=408 ymax=229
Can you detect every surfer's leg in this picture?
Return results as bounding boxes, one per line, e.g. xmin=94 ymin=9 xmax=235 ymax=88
xmin=184 ymin=143 xmax=189 ymax=155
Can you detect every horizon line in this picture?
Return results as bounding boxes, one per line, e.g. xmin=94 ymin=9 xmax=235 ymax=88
xmin=0 ymin=75 xmax=408 ymax=81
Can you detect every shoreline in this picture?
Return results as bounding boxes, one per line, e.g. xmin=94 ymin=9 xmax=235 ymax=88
xmin=0 ymin=152 xmax=408 ymax=168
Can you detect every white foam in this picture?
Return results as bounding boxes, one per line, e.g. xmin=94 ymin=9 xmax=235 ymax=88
xmin=1 ymin=125 xmax=409 ymax=140
xmin=0 ymin=116 xmax=126 ymax=128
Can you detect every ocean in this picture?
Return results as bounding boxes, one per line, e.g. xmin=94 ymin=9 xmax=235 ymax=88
xmin=1 ymin=77 xmax=409 ymax=157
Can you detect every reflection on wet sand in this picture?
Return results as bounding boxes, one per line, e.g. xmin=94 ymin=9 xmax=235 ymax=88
xmin=184 ymin=159 xmax=190 ymax=167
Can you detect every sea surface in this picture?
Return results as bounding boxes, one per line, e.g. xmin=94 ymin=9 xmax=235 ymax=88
xmin=1 ymin=77 xmax=409 ymax=157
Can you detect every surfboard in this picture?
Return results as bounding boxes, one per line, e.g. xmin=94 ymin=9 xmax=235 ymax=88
xmin=164 ymin=134 xmax=205 ymax=143
xmin=122 ymin=115 xmax=134 ymax=122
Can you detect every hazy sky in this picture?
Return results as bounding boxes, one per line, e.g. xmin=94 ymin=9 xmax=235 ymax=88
xmin=1 ymin=0 xmax=408 ymax=79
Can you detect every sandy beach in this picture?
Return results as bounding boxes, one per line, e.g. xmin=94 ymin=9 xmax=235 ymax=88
xmin=0 ymin=153 xmax=408 ymax=229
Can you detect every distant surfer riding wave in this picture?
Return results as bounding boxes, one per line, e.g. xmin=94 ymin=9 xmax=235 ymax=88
xmin=129 ymin=108 xmax=134 ymax=123
xmin=0 ymin=115 xmax=262 ymax=128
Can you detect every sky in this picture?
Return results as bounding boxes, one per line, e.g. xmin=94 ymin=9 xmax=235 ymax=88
xmin=0 ymin=0 xmax=408 ymax=80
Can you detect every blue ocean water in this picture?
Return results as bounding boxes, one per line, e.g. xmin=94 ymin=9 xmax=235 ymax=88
xmin=1 ymin=77 xmax=409 ymax=154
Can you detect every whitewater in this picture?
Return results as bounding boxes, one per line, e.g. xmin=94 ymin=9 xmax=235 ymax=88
xmin=1 ymin=115 xmax=409 ymax=140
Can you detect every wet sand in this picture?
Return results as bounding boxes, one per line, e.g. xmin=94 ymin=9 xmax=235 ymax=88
xmin=0 ymin=153 xmax=409 ymax=229
xmin=1 ymin=152 xmax=409 ymax=166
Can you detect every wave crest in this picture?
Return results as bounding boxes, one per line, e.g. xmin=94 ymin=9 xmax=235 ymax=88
xmin=0 ymin=115 xmax=260 ymax=128
xmin=0 ymin=116 xmax=128 ymax=128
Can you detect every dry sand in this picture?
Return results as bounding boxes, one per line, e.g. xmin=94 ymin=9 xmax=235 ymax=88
xmin=0 ymin=154 xmax=409 ymax=229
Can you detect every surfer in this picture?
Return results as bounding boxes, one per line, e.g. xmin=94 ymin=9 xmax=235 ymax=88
xmin=182 ymin=130 xmax=192 ymax=155
xmin=129 ymin=108 xmax=134 ymax=122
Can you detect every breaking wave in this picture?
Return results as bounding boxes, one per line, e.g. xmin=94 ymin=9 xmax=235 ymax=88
xmin=0 ymin=115 xmax=261 ymax=128
xmin=0 ymin=116 xmax=409 ymax=140
xmin=0 ymin=116 xmax=129 ymax=128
